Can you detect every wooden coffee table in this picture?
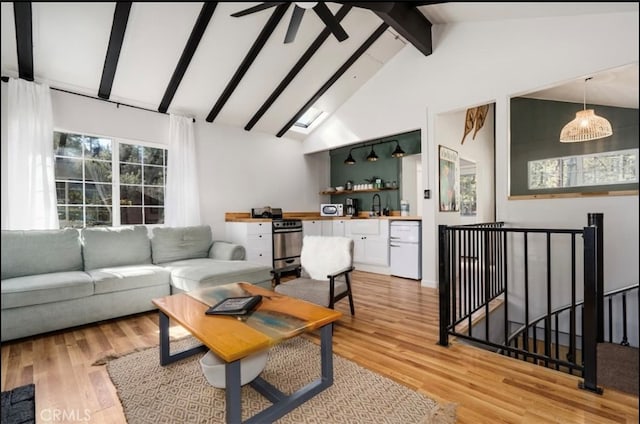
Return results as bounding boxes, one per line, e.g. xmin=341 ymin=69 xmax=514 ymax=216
xmin=152 ymin=282 xmax=342 ymax=424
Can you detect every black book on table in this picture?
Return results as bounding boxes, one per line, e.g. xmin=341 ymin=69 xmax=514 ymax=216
xmin=205 ymin=295 xmax=262 ymax=316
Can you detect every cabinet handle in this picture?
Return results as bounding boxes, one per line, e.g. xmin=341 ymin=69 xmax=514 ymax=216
xmin=259 ymin=235 xmax=262 ymax=238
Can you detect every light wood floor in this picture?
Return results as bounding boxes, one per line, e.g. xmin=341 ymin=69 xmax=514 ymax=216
xmin=1 ymin=271 xmax=638 ymax=423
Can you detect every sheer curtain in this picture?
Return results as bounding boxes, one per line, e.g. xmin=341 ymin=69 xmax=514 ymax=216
xmin=165 ymin=114 xmax=201 ymax=227
xmin=5 ymin=78 xmax=59 ymax=230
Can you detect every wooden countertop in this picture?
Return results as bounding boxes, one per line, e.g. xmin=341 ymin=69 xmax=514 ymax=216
xmin=225 ymin=212 xmax=421 ymax=222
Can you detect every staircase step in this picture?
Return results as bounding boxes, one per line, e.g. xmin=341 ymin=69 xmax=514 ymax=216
xmin=597 ymin=342 xmax=639 ymax=396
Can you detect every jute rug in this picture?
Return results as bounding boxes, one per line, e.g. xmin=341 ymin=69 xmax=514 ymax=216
xmin=104 ymin=337 xmax=456 ymax=423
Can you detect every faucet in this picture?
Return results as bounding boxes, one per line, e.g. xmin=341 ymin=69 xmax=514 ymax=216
xmin=371 ymin=194 xmax=381 ymax=217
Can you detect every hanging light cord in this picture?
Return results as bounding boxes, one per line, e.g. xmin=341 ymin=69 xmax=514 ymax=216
xmin=582 ymin=77 xmax=592 ymax=111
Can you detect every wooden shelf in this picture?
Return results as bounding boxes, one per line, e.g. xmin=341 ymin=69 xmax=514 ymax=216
xmin=320 ymin=187 xmax=398 ymax=195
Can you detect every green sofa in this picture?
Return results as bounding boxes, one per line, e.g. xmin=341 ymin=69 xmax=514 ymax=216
xmin=0 ymin=225 xmax=272 ymax=342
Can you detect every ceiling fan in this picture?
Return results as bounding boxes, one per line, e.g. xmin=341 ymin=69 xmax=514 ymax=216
xmin=231 ymin=2 xmax=349 ymax=44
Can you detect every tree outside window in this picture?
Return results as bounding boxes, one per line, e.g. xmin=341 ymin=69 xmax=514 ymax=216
xmin=54 ymin=131 xmax=167 ymax=228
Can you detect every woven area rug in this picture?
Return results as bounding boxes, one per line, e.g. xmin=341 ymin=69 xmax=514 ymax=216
xmin=104 ymin=337 xmax=456 ymax=423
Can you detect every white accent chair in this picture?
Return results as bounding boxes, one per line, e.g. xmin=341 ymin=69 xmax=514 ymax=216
xmin=272 ymin=236 xmax=355 ymax=315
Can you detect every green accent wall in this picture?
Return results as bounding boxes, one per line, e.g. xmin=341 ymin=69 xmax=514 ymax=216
xmin=329 ymin=130 xmax=421 ymax=212
xmin=510 ymin=98 xmax=639 ymax=195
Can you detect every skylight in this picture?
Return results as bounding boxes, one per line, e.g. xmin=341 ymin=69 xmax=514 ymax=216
xmin=294 ymin=107 xmax=324 ymax=129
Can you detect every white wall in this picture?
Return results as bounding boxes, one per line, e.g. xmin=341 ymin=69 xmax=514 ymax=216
xmin=305 ymin=11 xmax=639 ymax=291
xmin=0 ymin=86 xmax=330 ymax=237
xmin=435 ymin=105 xmax=495 ymax=226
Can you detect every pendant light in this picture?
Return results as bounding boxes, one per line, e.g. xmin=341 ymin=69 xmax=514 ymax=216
xmin=391 ymin=140 xmax=405 ymax=158
xmin=366 ymin=145 xmax=379 ymax=162
xmin=344 ymin=148 xmax=356 ymax=165
xmin=559 ymin=77 xmax=613 ymax=143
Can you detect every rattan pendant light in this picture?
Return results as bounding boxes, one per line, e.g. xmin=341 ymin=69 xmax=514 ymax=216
xmin=559 ymin=77 xmax=613 ymax=143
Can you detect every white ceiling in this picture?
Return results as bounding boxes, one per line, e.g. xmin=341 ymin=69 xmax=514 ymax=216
xmin=1 ymin=2 xmax=637 ymax=140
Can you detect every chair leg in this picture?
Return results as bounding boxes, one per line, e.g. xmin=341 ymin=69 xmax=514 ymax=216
xmin=345 ymin=273 xmax=355 ymax=315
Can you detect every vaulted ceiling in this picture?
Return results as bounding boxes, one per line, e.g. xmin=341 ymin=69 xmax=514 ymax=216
xmin=1 ymin=2 xmax=637 ymax=140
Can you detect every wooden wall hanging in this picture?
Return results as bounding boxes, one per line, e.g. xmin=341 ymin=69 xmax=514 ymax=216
xmin=461 ymin=104 xmax=489 ymax=144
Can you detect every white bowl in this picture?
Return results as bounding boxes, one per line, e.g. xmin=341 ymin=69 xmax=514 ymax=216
xmin=200 ymin=349 xmax=269 ymax=388
xmin=335 ymin=186 xmax=344 ymax=191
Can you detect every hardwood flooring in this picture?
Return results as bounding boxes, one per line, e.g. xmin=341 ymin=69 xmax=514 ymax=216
xmin=1 ymin=271 xmax=638 ymax=423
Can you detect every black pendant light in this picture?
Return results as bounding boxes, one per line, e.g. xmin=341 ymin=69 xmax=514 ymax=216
xmin=344 ymin=149 xmax=356 ymax=165
xmin=391 ymin=140 xmax=405 ymax=158
xmin=366 ymin=145 xmax=379 ymax=162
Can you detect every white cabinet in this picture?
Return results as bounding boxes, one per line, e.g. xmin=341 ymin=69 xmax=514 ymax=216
xmin=321 ymin=220 xmax=334 ymax=236
xmin=332 ymin=219 xmax=347 ymax=237
xmin=302 ymin=220 xmax=322 ymax=236
xmin=226 ymin=222 xmax=272 ymax=266
xmin=303 ymin=219 xmax=345 ymax=237
xmin=345 ymin=219 xmax=389 ymax=267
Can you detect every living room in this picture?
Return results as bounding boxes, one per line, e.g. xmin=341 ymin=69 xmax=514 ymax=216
xmin=1 ymin=3 xmax=638 ymax=423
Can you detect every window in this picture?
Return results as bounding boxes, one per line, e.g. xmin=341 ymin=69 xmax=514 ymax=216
xmin=460 ymin=160 xmax=477 ymax=216
xmin=290 ymin=106 xmax=327 ymax=135
xmin=528 ymin=149 xmax=638 ymax=190
xmin=54 ymin=131 xmax=167 ymax=228
xmin=294 ymin=107 xmax=323 ymax=129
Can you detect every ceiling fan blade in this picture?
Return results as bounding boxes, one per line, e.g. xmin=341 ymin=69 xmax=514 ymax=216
xmin=284 ymin=6 xmax=306 ymax=43
xmin=312 ymin=3 xmax=349 ymax=42
xmin=231 ymin=2 xmax=285 ymax=18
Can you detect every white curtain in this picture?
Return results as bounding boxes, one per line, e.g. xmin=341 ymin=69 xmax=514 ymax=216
xmin=165 ymin=114 xmax=201 ymax=227
xmin=5 ymin=78 xmax=58 ymax=230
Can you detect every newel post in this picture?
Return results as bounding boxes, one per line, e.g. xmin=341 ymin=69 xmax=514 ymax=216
xmin=438 ymin=225 xmax=450 ymax=347
xmin=587 ymin=213 xmax=604 ymax=343
xmin=580 ymin=225 xmax=602 ymax=393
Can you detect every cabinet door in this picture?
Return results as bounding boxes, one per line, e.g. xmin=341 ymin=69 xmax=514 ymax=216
xmin=246 ymin=233 xmax=272 ymax=266
xmin=352 ymin=236 xmax=366 ymax=263
xmin=364 ymin=236 xmax=389 ymax=266
xmin=351 ymin=235 xmax=388 ymax=266
xmin=247 ymin=222 xmax=271 ymax=234
xmin=321 ymin=221 xmax=333 ymax=236
xmin=303 ymin=220 xmax=322 ymax=236
xmin=332 ymin=220 xmax=346 ymax=237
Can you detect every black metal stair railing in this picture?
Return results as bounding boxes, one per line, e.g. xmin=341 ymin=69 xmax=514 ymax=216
xmin=504 ymin=283 xmax=638 ymax=376
xmin=437 ymin=214 xmax=626 ymax=393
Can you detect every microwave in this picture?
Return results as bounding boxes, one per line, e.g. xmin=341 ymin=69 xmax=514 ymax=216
xmin=320 ymin=203 xmax=344 ymax=217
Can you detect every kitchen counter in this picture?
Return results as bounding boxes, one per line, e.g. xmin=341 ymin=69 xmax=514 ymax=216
xmin=225 ymin=212 xmax=421 ymax=222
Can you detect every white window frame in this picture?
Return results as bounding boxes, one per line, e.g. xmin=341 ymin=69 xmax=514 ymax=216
xmin=53 ymin=128 xmax=168 ymax=228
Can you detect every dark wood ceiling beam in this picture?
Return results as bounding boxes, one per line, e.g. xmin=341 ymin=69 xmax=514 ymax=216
xmin=98 ymin=2 xmax=132 ymax=99
xmin=206 ymin=4 xmax=289 ymax=123
xmin=245 ymin=5 xmax=352 ymax=131
xmin=338 ymin=2 xmax=433 ymax=56
xmin=276 ymin=23 xmax=388 ymax=138
xmin=13 ymin=2 xmax=34 ymax=81
xmin=373 ymin=2 xmax=433 ymax=56
xmin=158 ymin=2 xmax=217 ymax=114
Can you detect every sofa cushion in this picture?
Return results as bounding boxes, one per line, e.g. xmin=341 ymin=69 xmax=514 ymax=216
xmin=81 ymin=226 xmax=152 ymax=271
xmin=1 ymin=229 xmax=83 ymax=280
xmin=88 ymin=264 xmax=171 ymax=295
xmin=1 ymin=271 xmax=93 ymax=309
xmin=210 ymin=241 xmax=245 ymax=260
xmin=161 ymin=258 xmax=272 ymax=292
xmin=151 ymin=226 xmax=212 ymax=264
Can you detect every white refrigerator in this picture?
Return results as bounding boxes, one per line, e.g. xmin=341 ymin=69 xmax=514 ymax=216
xmin=389 ymin=221 xmax=422 ymax=280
